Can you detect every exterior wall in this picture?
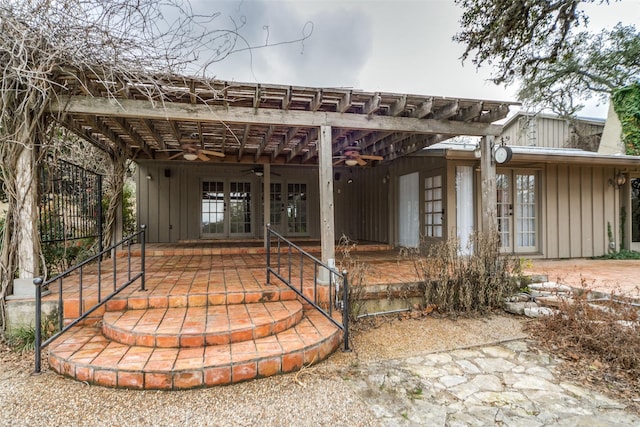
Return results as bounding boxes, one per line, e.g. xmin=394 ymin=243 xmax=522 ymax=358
xmin=541 ymin=164 xmax=617 ymax=258
xmin=136 ymin=161 xmax=320 ymax=243
xmin=502 ymin=114 xmax=603 ymax=150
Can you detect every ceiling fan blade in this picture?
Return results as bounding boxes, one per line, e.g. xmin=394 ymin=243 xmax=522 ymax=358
xmin=333 ymin=158 xmax=345 ymax=166
xmin=197 ymin=152 xmax=210 ymax=161
xmin=360 ymin=155 xmax=384 ymax=161
xmin=271 ymin=171 xmax=281 ymax=176
xmin=356 ymin=157 xmax=367 ymax=166
xmin=200 ymin=149 xmax=225 ymax=158
xmin=167 ymin=152 xmax=183 ymax=160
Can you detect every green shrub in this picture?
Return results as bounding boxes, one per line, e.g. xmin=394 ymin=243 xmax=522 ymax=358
xmin=6 ymin=309 xmax=59 ymax=353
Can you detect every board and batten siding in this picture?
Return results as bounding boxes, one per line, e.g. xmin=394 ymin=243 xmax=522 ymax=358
xmin=502 ymin=115 xmax=603 ymax=149
xmin=136 ymin=162 xmax=321 ymax=243
xmin=543 ymin=164 xmax=616 ymax=258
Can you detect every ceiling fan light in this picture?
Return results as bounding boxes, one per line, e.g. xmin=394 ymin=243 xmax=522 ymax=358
xmin=255 ymin=171 xmax=264 ymax=177
xmin=183 ymin=153 xmax=198 ymax=161
xmin=345 ymin=159 xmax=358 ymax=166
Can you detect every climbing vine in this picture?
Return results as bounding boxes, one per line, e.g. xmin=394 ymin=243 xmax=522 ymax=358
xmin=612 ymin=83 xmax=640 ymax=156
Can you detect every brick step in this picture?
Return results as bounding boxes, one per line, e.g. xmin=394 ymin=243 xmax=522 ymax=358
xmin=48 ymin=310 xmax=342 ymax=390
xmin=102 ymin=301 xmax=304 ymax=348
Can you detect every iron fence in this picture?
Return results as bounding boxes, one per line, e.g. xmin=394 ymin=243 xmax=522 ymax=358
xmin=38 ymin=158 xmax=103 ymax=252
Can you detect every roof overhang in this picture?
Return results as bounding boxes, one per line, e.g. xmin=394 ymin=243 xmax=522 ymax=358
xmin=418 ymin=142 xmax=640 ymax=167
xmin=47 ymin=73 xmax=517 ymax=166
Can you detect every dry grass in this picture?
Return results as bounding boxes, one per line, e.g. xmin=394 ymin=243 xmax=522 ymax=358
xmin=336 ymin=235 xmax=369 ymax=322
xmin=404 ymin=232 xmax=522 ymax=315
xmin=528 ymin=293 xmax=640 ymax=413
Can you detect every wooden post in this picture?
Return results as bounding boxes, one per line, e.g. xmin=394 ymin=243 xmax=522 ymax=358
xmin=480 ymin=135 xmax=497 ymax=233
xmin=318 ymin=125 xmax=335 ymax=281
xmin=15 ymin=145 xmax=39 ymax=278
xmin=263 ymin=163 xmax=271 ymax=247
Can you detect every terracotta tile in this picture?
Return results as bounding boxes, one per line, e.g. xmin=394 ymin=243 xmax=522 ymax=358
xmin=155 ymin=335 xmax=180 ymax=348
xmin=232 ymin=362 xmax=257 ymax=383
xmin=94 ymin=369 xmax=117 ymax=387
xmin=282 ymin=351 xmax=303 ymax=372
xmin=180 ymin=335 xmax=205 ymax=348
xmin=74 ymin=365 xmax=94 ymax=382
xmin=135 ymin=335 xmax=156 ymax=347
xmin=204 ymin=366 xmax=231 ymax=386
xmin=205 ymin=334 xmax=230 ymax=346
xmin=118 ymin=371 xmax=144 ymax=389
xmin=127 ymin=297 xmax=149 ymax=310
xmin=147 ymin=296 xmax=169 ymax=308
xmin=257 ymin=357 xmax=281 ymax=378
xmin=174 ymin=370 xmax=203 ymax=389
xmin=226 ymin=293 xmax=244 ymax=304
xmin=230 ymin=329 xmax=254 ymax=343
xmin=145 ymin=372 xmax=173 ymax=390
xmin=252 ymin=324 xmax=272 ymax=339
xmin=187 ymin=294 xmax=207 ymax=307
xmin=168 ymin=295 xmax=188 ymax=307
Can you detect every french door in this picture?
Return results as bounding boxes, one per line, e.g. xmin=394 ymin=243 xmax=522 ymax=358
xmin=201 ymin=180 xmax=253 ymax=238
xmin=267 ymin=182 xmax=309 ymax=236
xmin=496 ymin=170 xmax=538 ymax=253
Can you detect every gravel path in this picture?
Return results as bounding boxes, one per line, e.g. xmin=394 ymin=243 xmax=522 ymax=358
xmin=2 ymin=314 xmax=636 ymax=426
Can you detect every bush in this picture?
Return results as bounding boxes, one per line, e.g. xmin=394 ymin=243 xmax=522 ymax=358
xmin=6 ymin=309 xmax=59 ymax=353
xmin=337 ymin=235 xmax=369 ymax=323
xmin=529 ymin=293 xmax=640 ymax=411
xmin=407 ymin=232 xmax=521 ymax=315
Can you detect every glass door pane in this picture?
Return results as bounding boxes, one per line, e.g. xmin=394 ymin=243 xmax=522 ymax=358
xmin=515 ymin=173 xmax=537 ymax=251
xmin=229 ymin=181 xmax=252 ymax=235
xmin=496 ymin=173 xmax=512 ymax=249
xmin=424 ymin=175 xmax=444 ymax=238
xmin=287 ymin=183 xmax=308 ymax=234
xmin=270 ymin=182 xmax=283 ymax=232
xmin=201 ymin=181 xmax=225 ymax=236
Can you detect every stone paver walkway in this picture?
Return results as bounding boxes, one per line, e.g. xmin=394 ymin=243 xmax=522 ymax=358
xmin=344 ymin=340 xmax=639 ymax=426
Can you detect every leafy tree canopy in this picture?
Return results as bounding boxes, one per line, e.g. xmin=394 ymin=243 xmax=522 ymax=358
xmin=454 ymin=0 xmax=640 ymax=116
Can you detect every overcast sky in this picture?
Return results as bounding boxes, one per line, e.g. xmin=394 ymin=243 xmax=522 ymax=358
xmin=185 ymin=0 xmax=640 ymax=119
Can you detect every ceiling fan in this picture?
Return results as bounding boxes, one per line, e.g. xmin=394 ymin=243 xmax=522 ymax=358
xmin=167 ymin=143 xmax=225 ymax=161
xmin=242 ymin=167 xmax=281 ymax=177
xmin=333 ymin=146 xmax=383 ymax=167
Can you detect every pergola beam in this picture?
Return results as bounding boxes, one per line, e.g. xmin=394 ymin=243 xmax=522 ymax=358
xmin=50 ymin=96 xmax=504 ymax=136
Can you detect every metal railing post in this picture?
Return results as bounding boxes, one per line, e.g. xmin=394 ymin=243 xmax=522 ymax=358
xmin=266 ymin=224 xmax=271 ymax=285
xmin=33 ymin=277 xmax=43 ymax=373
xmin=342 ymin=270 xmax=350 ymax=352
xmin=140 ymin=224 xmax=146 ymax=291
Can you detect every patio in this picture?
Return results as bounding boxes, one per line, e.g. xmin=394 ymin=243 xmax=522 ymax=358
xmin=40 ymin=240 xmax=640 ymax=390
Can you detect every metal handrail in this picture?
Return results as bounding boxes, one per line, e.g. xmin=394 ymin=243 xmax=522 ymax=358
xmin=33 ymin=225 xmax=147 ymax=373
xmin=265 ymin=224 xmax=350 ymax=351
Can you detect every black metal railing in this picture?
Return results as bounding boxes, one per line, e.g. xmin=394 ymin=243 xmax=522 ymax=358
xmin=33 ymin=225 xmax=147 ymax=373
xmin=39 ymin=158 xmax=103 ymax=253
xmin=265 ymin=224 xmax=350 ymax=351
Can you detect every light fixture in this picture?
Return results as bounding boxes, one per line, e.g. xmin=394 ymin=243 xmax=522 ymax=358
xmin=345 ymin=159 xmax=358 ymax=167
xmin=347 ymin=178 xmax=353 ymax=184
xmin=183 ymin=152 xmax=198 ymax=161
xmin=255 ymin=171 xmax=264 ymax=177
xmin=146 ymin=174 xmax=152 ymax=180
xmin=616 ymin=173 xmax=627 ymax=187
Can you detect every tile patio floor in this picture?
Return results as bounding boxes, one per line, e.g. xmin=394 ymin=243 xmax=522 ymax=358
xmin=42 ymin=241 xmax=640 ymax=390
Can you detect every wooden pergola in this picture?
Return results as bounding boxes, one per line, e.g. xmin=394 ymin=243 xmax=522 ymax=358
xmin=47 ymin=73 xmax=516 ymax=267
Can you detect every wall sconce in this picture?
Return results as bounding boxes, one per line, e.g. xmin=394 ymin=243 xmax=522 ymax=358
xmin=347 ymin=178 xmax=353 ymax=184
xmin=146 ymin=174 xmax=152 ymax=180
xmin=609 ymin=172 xmax=627 ymax=188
